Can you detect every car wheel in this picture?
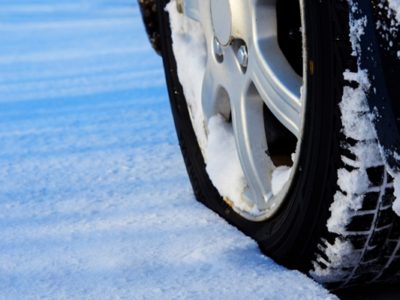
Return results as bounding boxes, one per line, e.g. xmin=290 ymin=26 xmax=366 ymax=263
xmin=157 ymin=0 xmax=400 ymax=288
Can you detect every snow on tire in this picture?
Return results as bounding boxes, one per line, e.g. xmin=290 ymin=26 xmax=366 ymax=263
xmin=312 ymin=0 xmax=400 ymax=288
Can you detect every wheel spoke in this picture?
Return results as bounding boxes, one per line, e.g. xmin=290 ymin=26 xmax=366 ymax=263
xmin=177 ymin=0 xmax=304 ymax=219
xmin=201 ymin=46 xmax=241 ymax=120
xmin=249 ymin=37 xmax=302 ymax=137
xmin=230 ymin=83 xmax=274 ymax=211
xmin=201 ymin=65 xmax=220 ymax=121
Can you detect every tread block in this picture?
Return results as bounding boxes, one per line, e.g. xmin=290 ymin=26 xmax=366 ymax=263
xmin=382 ymin=240 xmax=399 ymax=257
xmin=315 ymin=259 xmax=329 ymax=270
xmin=363 ymin=246 xmax=381 ymax=262
xmin=378 ymin=258 xmax=400 ymax=280
xmin=366 ymin=166 xmax=385 ymax=186
xmin=356 ymin=261 xmax=380 ymax=274
xmin=369 ymin=228 xmax=390 ymax=248
xmin=351 ymin=273 xmax=379 ymax=284
xmin=351 ymin=234 xmax=369 ymax=249
xmin=376 ymin=209 xmax=395 ymax=228
xmin=387 ymin=174 xmax=394 ymax=183
xmin=341 ymin=145 xmax=357 ymax=161
xmin=389 ymin=220 xmax=400 ymax=238
xmin=382 ymin=188 xmax=395 ymax=207
xmin=361 ymin=192 xmax=379 ymax=211
xmin=346 ymin=214 xmax=374 ymax=232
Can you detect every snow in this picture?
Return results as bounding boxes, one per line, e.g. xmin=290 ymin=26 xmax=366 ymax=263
xmin=167 ymin=1 xmax=252 ymax=213
xmin=325 ymin=2 xmax=377 ymax=235
xmin=314 ymin=0 xmax=400 ymax=281
xmin=205 ymin=115 xmax=249 ymax=212
xmin=311 ymin=238 xmax=358 ymax=283
xmin=388 ymin=0 xmax=400 ymax=23
xmin=312 ymin=1 xmax=381 ymax=280
xmin=166 ymin=1 xmax=208 ymax=154
xmin=386 ymin=0 xmax=400 ymax=217
xmin=393 ymin=177 xmax=400 ymax=215
xmin=167 ymin=0 xmax=295 ymax=214
xmin=0 ymin=0 xmax=335 ymax=299
xmin=377 ymin=0 xmax=400 ymax=217
xmin=272 ymin=166 xmax=292 ymax=196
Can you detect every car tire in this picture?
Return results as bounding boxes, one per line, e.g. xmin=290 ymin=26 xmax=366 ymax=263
xmin=156 ymin=0 xmax=400 ymax=288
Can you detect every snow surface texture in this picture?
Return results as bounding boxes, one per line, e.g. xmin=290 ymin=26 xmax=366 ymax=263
xmin=0 ymin=0 xmax=335 ymax=299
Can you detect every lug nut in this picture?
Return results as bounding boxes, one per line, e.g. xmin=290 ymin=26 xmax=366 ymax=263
xmin=237 ymin=45 xmax=248 ymax=68
xmin=176 ymin=0 xmax=183 ymax=13
xmin=213 ymin=37 xmax=223 ymax=58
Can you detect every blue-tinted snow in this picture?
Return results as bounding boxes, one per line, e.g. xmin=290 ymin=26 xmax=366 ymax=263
xmin=0 ymin=1 xmax=335 ymax=299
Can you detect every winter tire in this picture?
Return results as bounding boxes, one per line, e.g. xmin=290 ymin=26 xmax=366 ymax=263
xmin=154 ymin=0 xmax=400 ymax=288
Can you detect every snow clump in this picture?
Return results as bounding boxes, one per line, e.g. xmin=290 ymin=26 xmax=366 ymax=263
xmin=388 ymin=0 xmax=400 ymax=22
xmin=166 ymin=1 xmax=251 ymax=211
xmin=205 ymin=115 xmax=249 ymax=210
xmin=166 ymin=1 xmax=208 ymax=154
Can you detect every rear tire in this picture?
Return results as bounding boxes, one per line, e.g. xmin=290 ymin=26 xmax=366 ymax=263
xmin=157 ymin=0 xmax=400 ymax=288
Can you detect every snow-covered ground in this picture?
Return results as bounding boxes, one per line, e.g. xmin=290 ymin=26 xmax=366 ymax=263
xmin=0 ymin=1 xmax=335 ymax=299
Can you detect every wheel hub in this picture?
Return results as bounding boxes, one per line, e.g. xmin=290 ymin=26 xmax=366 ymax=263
xmin=211 ymin=0 xmax=232 ymax=46
xmin=177 ymin=0 xmax=304 ymax=221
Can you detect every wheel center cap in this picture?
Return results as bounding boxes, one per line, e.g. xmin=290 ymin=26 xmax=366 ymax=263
xmin=211 ymin=0 xmax=232 ymax=46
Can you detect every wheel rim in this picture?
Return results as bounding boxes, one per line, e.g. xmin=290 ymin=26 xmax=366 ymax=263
xmin=174 ymin=0 xmax=305 ymax=221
